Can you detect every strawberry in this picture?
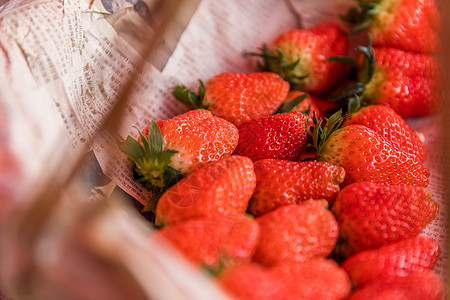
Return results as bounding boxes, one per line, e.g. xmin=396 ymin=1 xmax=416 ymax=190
xmin=313 ymin=111 xmax=430 ymax=186
xmin=173 ymin=72 xmax=290 ymax=126
xmin=247 ymin=23 xmax=349 ymax=93
xmin=332 ymin=181 xmax=439 ymax=256
xmin=217 ymin=263 xmax=290 ymax=300
xmin=233 ymin=111 xmax=308 ymax=162
xmin=348 ymin=271 xmax=446 ymax=300
xmin=152 ymin=215 xmax=260 ymax=271
xmin=155 ymin=155 xmax=256 ymax=226
xmin=359 ymin=46 xmax=443 ymax=118
xmin=343 ymin=0 xmax=441 ymax=53
xmin=253 ymin=201 xmax=339 ymax=266
xmin=119 ymin=109 xmax=239 ymax=205
xmin=271 ymin=258 xmax=352 ymax=300
xmin=217 ymin=259 xmax=352 ymax=300
xmin=341 ymin=235 xmax=441 ymax=286
xmin=342 ymin=103 xmax=426 ymax=163
xmin=249 ymin=159 xmax=345 ymax=216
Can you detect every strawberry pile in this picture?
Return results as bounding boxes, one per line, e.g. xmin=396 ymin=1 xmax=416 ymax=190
xmin=119 ymin=1 xmax=446 ymax=299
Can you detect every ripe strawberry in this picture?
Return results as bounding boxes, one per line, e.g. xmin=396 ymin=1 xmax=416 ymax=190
xmin=152 ymin=215 xmax=260 ymax=271
xmin=119 ymin=109 xmax=239 ymax=205
xmin=271 ymin=258 xmax=352 ymax=300
xmin=348 ymin=271 xmax=446 ymax=300
xmin=217 ymin=259 xmax=352 ymax=300
xmin=249 ymin=159 xmax=345 ymax=216
xmin=360 ymin=47 xmax=443 ymax=118
xmin=173 ymin=72 xmax=290 ymax=126
xmin=343 ymin=0 xmax=441 ymax=53
xmin=332 ymin=181 xmax=439 ymax=256
xmin=247 ymin=23 xmax=349 ymax=93
xmin=342 ymin=103 xmax=426 ymax=163
xmin=217 ymin=264 xmax=290 ymax=300
xmin=314 ymin=111 xmax=430 ymax=186
xmin=233 ymin=111 xmax=308 ymax=161
xmin=253 ymin=201 xmax=339 ymax=266
xmin=341 ymin=235 xmax=441 ymax=286
xmin=155 ymin=155 xmax=256 ymax=226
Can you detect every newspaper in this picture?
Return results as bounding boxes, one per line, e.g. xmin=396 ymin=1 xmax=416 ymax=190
xmin=0 ymin=0 xmax=448 ymax=297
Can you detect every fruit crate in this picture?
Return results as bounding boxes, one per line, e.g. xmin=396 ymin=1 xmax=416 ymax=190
xmin=0 ymin=0 xmax=449 ymax=299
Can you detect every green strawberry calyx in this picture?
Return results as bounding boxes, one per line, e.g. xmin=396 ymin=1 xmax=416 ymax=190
xmin=312 ymin=109 xmax=345 ymax=157
xmin=276 ymin=93 xmax=309 ymax=114
xmin=244 ymin=44 xmax=309 ymax=90
xmin=341 ymin=1 xmax=379 ymax=33
xmin=173 ymin=80 xmax=209 ymax=109
xmin=119 ymin=121 xmax=183 ymax=212
xmin=327 ymin=35 xmax=375 ymax=109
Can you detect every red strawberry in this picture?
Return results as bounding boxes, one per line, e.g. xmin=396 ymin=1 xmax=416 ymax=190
xmin=233 ymin=111 xmax=308 ymax=161
xmin=343 ymin=0 xmax=441 ymax=53
xmin=271 ymin=258 xmax=352 ymax=300
xmin=332 ymin=181 xmax=439 ymax=256
xmin=348 ymin=271 xmax=446 ymax=300
xmin=155 ymin=155 xmax=256 ymax=226
xmin=342 ymin=103 xmax=426 ymax=163
xmin=119 ymin=109 xmax=239 ymax=205
xmin=153 ymin=215 xmax=260 ymax=270
xmin=217 ymin=264 xmax=290 ymax=300
xmin=314 ymin=111 xmax=430 ymax=186
xmin=217 ymin=259 xmax=352 ymax=300
xmin=248 ymin=23 xmax=349 ymax=93
xmin=173 ymin=72 xmax=290 ymax=126
xmin=359 ymin=47 xmax=443 ymax=118
xmin=341 ymin=235 xmax=441 ymax=286
xmin=253 ymin=201 xmax=339 ymax=266
xmin=249 ymin=159 xmax=345 ymax=216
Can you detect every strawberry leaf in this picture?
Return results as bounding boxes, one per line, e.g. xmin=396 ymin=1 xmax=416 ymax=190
xmin=119 ymin=136 xmax=145 ymax=167
xmin=276 ymin=93 xmax=309 ymax=113
xmin=312 ymin=110 xmax=345 ymax=156
xmin=119 ymin=122 xmax=181 ymax=198
xmin=357 ymin=35 xmax=375 ymax=83
xmin=327 ymin=56 xmax=359 ymax=70
xmin=329 ymin=82 xmax=365 ymax=102
xmin=173 ymin=81 xmax=209 ymax=109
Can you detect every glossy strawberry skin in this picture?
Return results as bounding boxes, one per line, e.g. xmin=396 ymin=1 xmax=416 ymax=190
xmin=332 ymin=181 xmax=439 ymax=256
xmin=141 ymin=109 xmax=239 ymax=174
xmin=155 ymin=155 xmax=256 ymax=226
xmin=367 ymin=0 xmax=441 ymax=54
xmin=271 ymin=258 xmax=352 ymax=300
xmin=217 ymin=259 xmax=351 ymax=300
xmin=217 ymin=264 xmax=290 ymax=300
xmin=153 ymin=215 xmax=260 ymax=270
xmin=342 ymin=104 xmax=426 ymax=163
xmin=318 ymin=124 xmax=430 ymax=187
xmin=254 ymin=202 xmax=339 ymax=266
xmin=203 ymin=72 xmax=290 ymax=126
xmin=341 ymin=235 xmax=441 ymax=287
xmin=249 ymin=159 xmax=345 ymax=216
xmin=361 ymin=47 xmax=443 ymax=119
xmin=233 ymin=112 xmax=308 ymax=162
xmin=348 ymin=271 xmax=446 ymax=300
xmin=271 ymin=23 xmax=349 ymax=93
